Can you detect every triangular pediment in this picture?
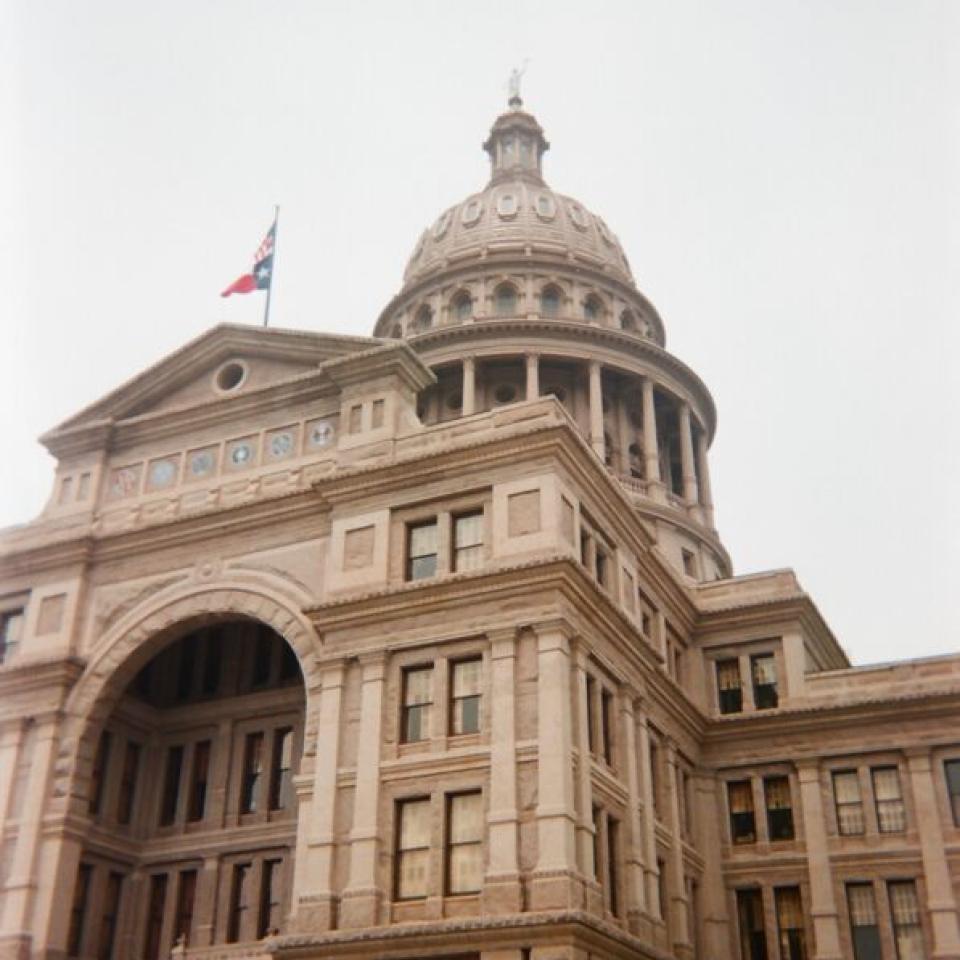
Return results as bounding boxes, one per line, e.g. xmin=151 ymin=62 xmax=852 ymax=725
xmin=49 ymin=323 xmax=382 ymax=434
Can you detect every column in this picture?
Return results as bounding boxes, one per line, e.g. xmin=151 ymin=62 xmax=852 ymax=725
xmin=530 ymin=621 xmax=579 ymax=910
xmin=695 ymin=774 xmax=732 ymax=960
xmin=906 ymin=750 xmax=960 ymax=958
xmin=696 ymin=430 xmax=715 ymax=528
xmin=636 ymin=707 xmax=662 ymax=921
xmin=462 ymin=357 xmax=476 ymax=416
xmin=620 ymin=694 xmax=648 ymax=931
xmin=0 ymin=716 xmax=57 ymax=951
xmin=665 ymin=740 xmax=691 ymax=950
xmin=678 ymin=402 xmax=700 ymax=511
xmin=642 ymin=377 xmax=665 ymax=502
xmin=292 ymin=660 xmax=346 ymax=931
xmin=483 ymin=630 xmax=523 ymax=913
xmin=572 ymin=642 xmax=600 ymax=912
xmin=340 ymin=654 xmax=386 ymax=929
xmin=525 ymin=353 xmax=540 ymax=401
xmin=796 ymin=760 xmax=843 ymax=960
xmin=588 ymin=361 xmax=605 ymax=459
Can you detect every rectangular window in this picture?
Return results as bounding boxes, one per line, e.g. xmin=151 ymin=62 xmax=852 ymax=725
xmin=371 ymin=398 xmax=385 ymax=428
xmin=450 ymin=659 xmax=481 ymax=735
xmin=600 ymin=689 xmax=614 ymax=765
xmin=833 ymin=770 xmax=865 ymax=835
xmin=453 ymin=511 xmax=483 ymax=572
xmin=67 ymin=863 xmax=92 ymax=958
xmin=187 ymin=740 xmax=211 ymax=822
xmin=144 ymin=873 xmax=167 ymax=960
xmin=97 ymin=871 xmax=123 ymax=960
xmin=446 ymin=791 xmax=483 ymax=895
xmin=173 ymin=869 xmax=196 ymax=948
xmin=946 ymin=759 xmax=960 ymax=826
xmin=649 ymin=739 xmax=661 ymax=818
xmin=159 ymin=745 xmax=184 ymax=826
xmin=0 ymin=609 xmax=24 ymax=664
xmin=716 ymin=659 xmax=743 ymax=714
xmin=888 ymin=881 xmax=924 ymax=960
xmin=591 ymin=805 xmax=602 ymax=879
xmin=736 ymin=888 xmax=768 ymax=960
xmin=240 ymin=732 xmax=264 ymax=814
xmin=775 ymin=887 xmax=807 ymax=960
xmin=728 ymin=780 xmax=756 ymax=844
xmin=585 ymin=675 xmax=597 ymax=754
xmin=89 ymin=730 xmax=112 ymax=816
xmin=257 ymin=859 xmax=282 ymax=938
xmin=751 ymin=654 xmax=779 ymax=709
xmin=847 ymin=883 xmax=882 ymax=960
xmin=872 ymin=766 xmax=906 ymax=833
xmin=226 ymin=863 xmax=251 ymax=943
xmin=401 ymin=666 xmax=433 ymax=743
xmin=657 ymin=858 xmax=668 ymax=927
xmin=764 ymin=776 xmax=795 ymax=841
xmin=116 ymin=741 xmax=141 ymax=825
xmin=606 ymin=816 xmax=620 ymax=916
xmin=348 ymin=403 xmax=362 ymax=433
xmin=269 ymin=727 xmax=294 ymax=810
xmin=396 ymin=798 xmax=431 ymax=899
xmin=406 ymin=519 xmax=439 ymax=581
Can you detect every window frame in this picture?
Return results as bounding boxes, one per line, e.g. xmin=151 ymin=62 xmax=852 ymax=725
xmin=406 ymin=518 xmax=440 ymax=582
xmin=445 ymin=791 xmax=484 ymax=896
xmin=0 ymin=607 xmax=25 ymax=665
xmin=716 ymin=658 xmax=744 ymax=715
xmin=449 ymin=657 xmax=482 ymax=736
xmin=400 ymin=664 xmax=434 ymax=744
xmin=751 ymin=653 xmax=779 ymax=710
xmin=871 ymin=765 xmax=906 ymax=834
xmin=394 ymin=796 xmax=432 ymax=901
xmin=764 ymin=775 xmax=795 ymax=842
xmin=832 ymin=769 xmax=866 ymax=836
xmin=728 ymin=780 xmax=757 ymax=845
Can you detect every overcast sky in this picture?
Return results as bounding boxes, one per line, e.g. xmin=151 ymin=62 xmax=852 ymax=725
xmin=2 ymin=1 xmax=957 ymax=666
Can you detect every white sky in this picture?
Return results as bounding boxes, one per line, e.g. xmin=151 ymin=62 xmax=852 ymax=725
xmin=2 ymin=1 xmax=958 ymax=666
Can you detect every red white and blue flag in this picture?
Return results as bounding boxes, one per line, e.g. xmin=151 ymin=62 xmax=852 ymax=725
xmin=221 ymin=221 xmax=276 ymax=297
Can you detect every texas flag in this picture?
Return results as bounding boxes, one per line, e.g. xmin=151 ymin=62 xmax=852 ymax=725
xmin=221 ymin=221 xmax=276 ymax=297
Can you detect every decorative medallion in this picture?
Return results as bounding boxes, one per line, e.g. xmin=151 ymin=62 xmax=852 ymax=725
xmin=268 ymin=430 xmax=295 ymax=460
xmin=187 ymin=447 xmax=217 ymax=480
xmin=307 ymin=420 xmax=335 ymax=449
xmin=108 ymin=464 xmax=142 ymax=500
xmin=228 ymin=441 xmax=254 ymax=468
xmin=147 ymin=457 xmax=178 ymax=490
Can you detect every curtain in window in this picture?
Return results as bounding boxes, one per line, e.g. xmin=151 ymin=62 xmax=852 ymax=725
xmin=848 ymin=885 xmax=877 ymax=926
xmin=834 ymin=771 xmax=861 ymax=803
xmin=448 ymin=793 xmax=483 ymax=893
xmin=398 ymin=800 xmax=431 ymax=899
xmin=409 ymin=524 xmax=438 ymax=558
xmin=888 ymin=881 xmax=924 ymax=960
xmin=729 ymin=781 xmax=754 ymax=812
xmin=454 ymin=513 xmax=483 ymax=571
xmin=717 ymin=660 xmax=741 ymax=690
xmin=765 ymin=778 xmax=791 ymax=809
xmin=452 ymin=660 xmax=481 ymax=698
xmin=776 ymin=887 xmax=803 ymax=927
xmin=404 ymin=668 xmax=432 ymax=706
xmin=834 ymin=771 xmax=865 ymax=834
xmin=872 ymin=768 xmax=906 ymax=832
xmin=752 ymin=656 xmax=776 ymax=685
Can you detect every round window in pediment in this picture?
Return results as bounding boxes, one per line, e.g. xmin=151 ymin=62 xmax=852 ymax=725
xmin=214 ymin=360 xmax=247 ymax=393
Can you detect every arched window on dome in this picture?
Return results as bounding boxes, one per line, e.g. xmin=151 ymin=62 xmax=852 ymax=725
xmin=413 ymin=305 xmax=433 ymax=332
xmin=452 ymin=291 xmax=473 ymax=323
xmin=583 ymin=295 xmax=605 ymax=323
xmin=540 ymin=284 xmax=562 ymax=318
xmin=620 ymin=310 xmax=637 ymax=332
xmin=493 ymin=283 xmax=518 ymax=318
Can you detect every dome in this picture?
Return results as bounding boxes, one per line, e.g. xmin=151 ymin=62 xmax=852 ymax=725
xmin=401 ymin=103 xmax=634 ymax=289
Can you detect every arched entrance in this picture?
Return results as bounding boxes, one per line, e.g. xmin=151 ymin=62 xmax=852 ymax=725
xmin=66 ymin=615 xmax=308 ymax=959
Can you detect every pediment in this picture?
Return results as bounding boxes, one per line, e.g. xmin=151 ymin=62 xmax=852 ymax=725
xmin=49 ymin=323 xmax=381 ymax=434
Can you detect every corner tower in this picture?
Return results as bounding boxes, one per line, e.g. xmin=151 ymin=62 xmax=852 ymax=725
xmin=374 ymin=95 xmax=728 ymax=580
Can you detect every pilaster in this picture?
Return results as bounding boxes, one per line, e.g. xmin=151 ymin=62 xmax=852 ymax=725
xmin=620 ymin=692 xmax=647 ymax=931
xmin=588 ymin=361 xmax=605 ymax=460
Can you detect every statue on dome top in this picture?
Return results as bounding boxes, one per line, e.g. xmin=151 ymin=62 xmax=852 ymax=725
xmin=508 ymin=62 xmax=528 ymax=107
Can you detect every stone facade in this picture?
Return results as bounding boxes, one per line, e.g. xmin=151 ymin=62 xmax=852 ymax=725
xmin=0 ymin=97 xmax=958 ymax=960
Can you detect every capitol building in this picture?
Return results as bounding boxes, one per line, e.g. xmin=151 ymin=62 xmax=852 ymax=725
xmin=0 ymin=94 xmax=958 ymax=960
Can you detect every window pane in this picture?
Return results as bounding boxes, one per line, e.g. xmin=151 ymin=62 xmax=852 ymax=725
xmin=833 ymin=771 xmax=861 ymax=803
xmin=717 ymin=659 xmax=742 ymax=691
xmin=765 ymin=777 xmax=791 ymax=809
xmin=448 ymin=843 xmax=483 ymax=894
xmin=872 ymin=767 xmax=901 ymax=801
xmin=455 ymin=513 xmax=483 ymax=549
xmin=729 ymin=781 xmax=754 ymax=813
xmin=404 ymin=668 xmax=432 ymax=706
xmin=409 ymin=522 xmax=438 ymax=557
xmin=398 ymin=847 xmax=429 ymax=899
xmin=848 ymin=884 xmax=877 ymax=926
xmin=400 ymin=799 xmax=431 ymax=848
xmin=947 ymin=760 xmax=960 ymax=825
xmin=449 ymin=792 xmax=483 ymax=843
xmin=752 ymin=655 xmax=776 ymax=685
xmin=452 ymin=659 xmax=481 ymax=697
xmin=409 ymin=555 xmax=438 ymax=580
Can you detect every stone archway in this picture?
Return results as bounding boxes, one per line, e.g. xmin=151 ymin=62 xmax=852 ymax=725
xmin=57 ymin=582 xmax=323 ymax=814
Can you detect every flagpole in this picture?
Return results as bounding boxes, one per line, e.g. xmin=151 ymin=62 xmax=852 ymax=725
xmin=263 ymin=205 xmax=279 ymax=327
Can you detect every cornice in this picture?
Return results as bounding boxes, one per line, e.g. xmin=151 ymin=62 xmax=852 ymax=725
xmin=0 ymin=655 xmax=85 ymax=704
xmin=406 ymin=318 xmax=716 ymax=439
